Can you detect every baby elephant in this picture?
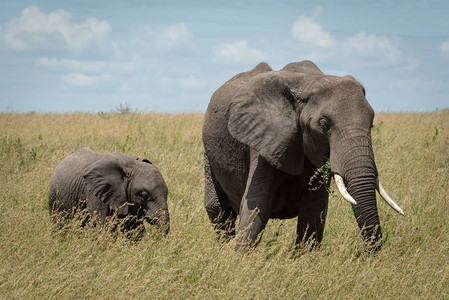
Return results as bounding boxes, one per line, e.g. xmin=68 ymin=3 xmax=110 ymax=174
xmin=49 ymin=148 xmax=169 ymax=235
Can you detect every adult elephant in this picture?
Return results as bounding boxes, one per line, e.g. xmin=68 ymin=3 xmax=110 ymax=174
xmin=202 ymin=61 xmax=403 ymax=251
xmin=49 ymin=148 xmax=169 ymax=235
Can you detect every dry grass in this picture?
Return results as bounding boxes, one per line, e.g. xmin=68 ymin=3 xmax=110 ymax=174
xmin=0 ymin=110 xmax=448 ymax=299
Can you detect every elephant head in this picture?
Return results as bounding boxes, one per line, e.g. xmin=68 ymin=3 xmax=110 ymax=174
xmin=227 ymin=60 xmax=403 ymax=249
xmin=83 ymin=155 xmax=169 ymax=235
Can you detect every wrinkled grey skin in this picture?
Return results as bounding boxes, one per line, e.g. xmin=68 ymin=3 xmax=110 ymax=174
xmin=203 ymin=61 xmax=382 ymax=251
xmin=49 ymin=148 xmax=169 ymax=235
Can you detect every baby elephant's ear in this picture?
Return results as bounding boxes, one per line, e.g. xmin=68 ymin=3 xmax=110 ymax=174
xmin=136 ymin=158 xmax=152 ymax=164
xmin=83 ymin=156 xmax=129 ymax=215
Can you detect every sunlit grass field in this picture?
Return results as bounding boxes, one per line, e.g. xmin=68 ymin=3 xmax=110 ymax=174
xmin=1 ymin=110 xmax=448 ymax=299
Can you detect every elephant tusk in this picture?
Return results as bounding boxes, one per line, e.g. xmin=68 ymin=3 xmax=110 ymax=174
xmin=334 ymin=174 xmax=357 ymax=205
xmin=375 ymin=179 xmax=405 ymax=216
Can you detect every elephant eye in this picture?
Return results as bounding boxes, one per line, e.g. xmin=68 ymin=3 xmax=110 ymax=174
xmin=318 ymin=118 xmax=330 ymax=133
xmin=138 ymin=190 xmax=150 ymax=200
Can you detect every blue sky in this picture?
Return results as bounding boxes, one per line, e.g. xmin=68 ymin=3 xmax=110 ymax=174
xmin=0 ymin=0 xmax=448 ymax=113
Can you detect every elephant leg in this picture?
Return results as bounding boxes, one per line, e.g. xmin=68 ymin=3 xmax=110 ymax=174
xmin=296 ymin=183 xmax=329 ymax=248
xmin=204 ymin=154 xmax=237 ymax=240
xmin=235 ymin=154 xmax=274 ymax=251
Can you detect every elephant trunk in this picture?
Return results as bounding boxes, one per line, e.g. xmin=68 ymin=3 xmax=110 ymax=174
xmin=330 ymin=127 xmax=382 ymax=250
xmin=158 ymin=209 xmax=170 ymax=236
xmin=346 ymin=166 xmax=382 ymax=250
xmin=145 ymin=208 xmax=170 ymax=236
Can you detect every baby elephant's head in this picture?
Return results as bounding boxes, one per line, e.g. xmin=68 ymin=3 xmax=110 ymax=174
xmin=128 ymin=158 xmax=169 ymax=234
xmin=83 ymin=154 xmax=169 ymax=235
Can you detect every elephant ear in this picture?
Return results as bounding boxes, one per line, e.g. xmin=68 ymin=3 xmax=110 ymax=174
xmin=227 ymin=72 xmax=306 ymax=175
xmin=83 ymin=156 xmax=129 ymax=215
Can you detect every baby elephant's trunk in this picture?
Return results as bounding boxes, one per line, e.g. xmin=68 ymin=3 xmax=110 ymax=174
xmin=158 ymin=209 xmax=170 ymax=236
xmin=145 ymin=209 xmax=170 ymax=236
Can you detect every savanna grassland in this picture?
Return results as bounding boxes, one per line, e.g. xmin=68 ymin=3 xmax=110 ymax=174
xmin=0 ymin=110 xmax=448 ymax=299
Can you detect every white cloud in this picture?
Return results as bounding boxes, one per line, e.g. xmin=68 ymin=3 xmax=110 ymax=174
xmin=3 ymin=5 xmax=110 ymax=52
xmin=403 ymin=56 xmax=421 ymax=72
xmin=344 ymin=31 xmax=421 ymax=71
xmin=35 ymin=57 xmax=139 ymax=74
xmin=61 ymin=73 xmax=111 ymax=88
xmin=213 ymin=40 xmax=267 ymax=63
xmin=291 ymin=6 xmax=334 ymax=48
xmin=289 ymin=6 xmax=419 ymax=72
xmin=36 ymin=57 xmax=142 ymax=90
xmin=159 ymin=23 xmax=193 ymax=46
xmin=160 ymin=75 xmax=205 ymax=91
xmin=441 ymin=39 xmax=449 ymax=55
xmin=35 ymin=57 xmax=107 ymax=73
xmin=346 ymin=31 xmax=403 ymax=65
xmin=127 ymin=23 xmax=193 ymax=53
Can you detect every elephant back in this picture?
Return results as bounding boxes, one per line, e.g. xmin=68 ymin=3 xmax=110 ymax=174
xmin=48 ymin=148 xmax=99 ymax=216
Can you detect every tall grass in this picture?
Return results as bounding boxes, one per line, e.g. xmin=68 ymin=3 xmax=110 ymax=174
xmin=0 ymin=110 xmax=448 ymax=299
